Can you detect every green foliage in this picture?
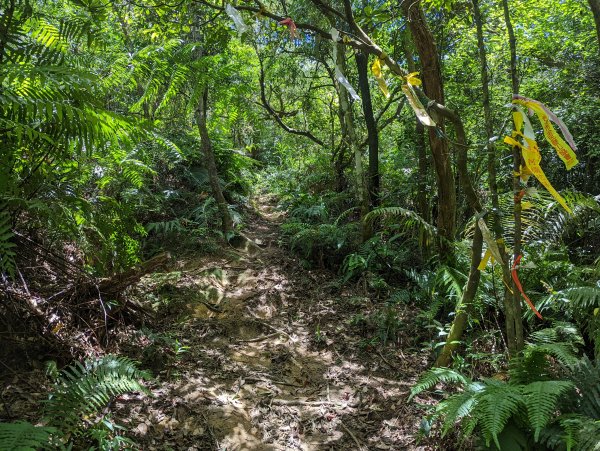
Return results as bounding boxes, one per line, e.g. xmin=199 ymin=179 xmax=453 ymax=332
xmin=44 ymin=355 xmax=151 ymax=437
xmin=412 ymin=328 xmax=600 ymax=450
xmin=0 ymin=207 xmax=16 ymax=278
xmin=0 ymin=355 xmax=149 ymax=450
xmin=0 ymin=421 xmax=59 ymax=451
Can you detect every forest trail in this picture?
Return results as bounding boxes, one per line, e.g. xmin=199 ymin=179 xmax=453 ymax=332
xmin=116 ymin=196 xmax=431 ymax=450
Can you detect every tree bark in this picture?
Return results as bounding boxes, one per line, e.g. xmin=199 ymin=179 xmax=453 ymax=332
xmin=354 ymin=50 xmax=380 ymax=209
xmin=427 ymin=103 xmax=484 ymax=367
xmin=336 ymin=43 xmax=371 ymax=241
xmin=401 ymin=0 xmax=456 ymax=253
xmin=196 ymin=86 xmax=234 ymax=236
xmin=589 ymin=0 xmax=600 ymax=52
xmin=502 ymin=0 xmax=525 ymax=355
xmin=402 ymin=33 xmax=430 ymax=225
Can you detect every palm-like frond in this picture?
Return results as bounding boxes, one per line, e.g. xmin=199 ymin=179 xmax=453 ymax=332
xmin=365 ymin=206 xmax=438 ymax=241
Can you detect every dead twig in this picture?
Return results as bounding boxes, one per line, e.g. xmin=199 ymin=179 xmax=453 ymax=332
xmin=340 ymin=421 xmax=366 ymax=451
xmin=376 ymin=349 xmax=399 ymax=371
xmin=237 ymin=332 xmax=279 ymax=343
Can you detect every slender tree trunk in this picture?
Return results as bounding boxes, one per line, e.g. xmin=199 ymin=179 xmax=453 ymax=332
xmin=502 ymin=0 xmax=525 ymax=355
xmin=196 ymin=86 xmax=234 ymax=236
xmin=401 ymin=1 xmax=456 ymax=253
xmin=432 ymin=106 xmax=484 ymax=367
xmin=589 ymin=0 xmax=600 ymax=52
xmin=435 ymin=227 xmax=483 ymax=366
xmin=402 ymin=35 xmax=430 ymax=223
xmin=336 ymin=43 xmax=371 ymax=241
xmin=354 ymin=51 xmax=380 ymax=209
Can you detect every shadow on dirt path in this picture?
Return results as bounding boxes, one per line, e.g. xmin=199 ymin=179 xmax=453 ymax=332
xmin=115 ymin=196 xmax=434 ymax=450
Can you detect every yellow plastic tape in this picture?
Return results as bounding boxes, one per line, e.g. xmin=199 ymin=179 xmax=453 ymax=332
xmin=371 ymin=57 xmax=389 ymax=98
xmin=504 ymin=135 xmax=572 ymax=214
xmin=512 ymin=97 xmax=578 ymax=170
xmin=477 ymin=249 xmax=493 ymax=271
xmin=405 ymin=72 xmax=422 ymax=86
xmin=402 ymin=84 xmax=435 ymax=127
xmin=478 ymin=219 xmax=504 ymax=266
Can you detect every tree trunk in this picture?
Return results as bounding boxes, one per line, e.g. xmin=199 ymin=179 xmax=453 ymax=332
xmin=429 ymin=104 xmax=484 ymax=367
xmin=435 ymin=226 xmax=483 ymax=366
xmin=196 ymin=86 xmax=234 ymax=236
xmin=401 ymin=1 xmax=456 ymax=252
xmin=354 ymin=50 xmax=380 ymax=209
xmin=589 ymin=0 xmax=600 ymax=52
xmin=502 ymin=0 xmax=525 ymax=355
xmin=336 ymin=43 xmax=371 ymax=241
xmin=402 ymin=34 xmax=430 ymax=223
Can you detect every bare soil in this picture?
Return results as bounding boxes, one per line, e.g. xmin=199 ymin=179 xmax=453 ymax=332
xmin=0 ymin=197 xmax=441 ymax=450
xmin=111 ymin=198 xmax=438 ymax=450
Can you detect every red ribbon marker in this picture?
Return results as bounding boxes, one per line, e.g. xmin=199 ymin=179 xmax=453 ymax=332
xmin=511 ymin=254 xmax=543 ymax=320
xmin=279 ymin=17 xmax=298 ymax=39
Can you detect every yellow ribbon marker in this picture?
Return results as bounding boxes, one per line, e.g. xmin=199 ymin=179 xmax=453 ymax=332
xmin=405 ymin=72 xmax=422 ymax=86
xmin=400 ymin=70 xmax=435 ymax=127
xmin=477 ymin=249 xmax=494 ymax=271
xmin=504 ymin=134 xmax=572 ymax=214
xmin=512 ymin=95 xmax=578 ymax=170
xmin=371 ymin=55 xmax=390 ymax=98
xmin=478 ymin=219 xmax=504 ymax=268
xmin=401 ymin=84 xmax=436 ymax=127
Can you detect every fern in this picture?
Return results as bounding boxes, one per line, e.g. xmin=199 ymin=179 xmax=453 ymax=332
xmin=44 ymin=355 xmax=151 ymax=436
xmin=409 ymin=367 xmax=470 ymax=400
xmin=558 ymin=285 xmax=600 ymax=310
xmin=0 ymin=421 xmax=58 ymax=450
xmin=0 ymin=207 xmax=16 ymax=278
xmin=476 ymin=381 xmax=525 ymax=449
xmin=522 ymin=381 xmax=573 ymax=441
xmin=568 ymin=356 xmax=600 ymax=419
xmin=364 ymin=206 xmax=438 ymax=241
xmin=437 ymin=382 xmax=484 ymax=435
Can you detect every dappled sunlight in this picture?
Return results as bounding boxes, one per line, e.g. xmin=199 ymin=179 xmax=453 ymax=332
xmin=111 ymin=203 xmax=429 ymax=449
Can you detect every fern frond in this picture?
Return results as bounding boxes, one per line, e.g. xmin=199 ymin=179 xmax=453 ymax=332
xmin=568 ymin=356 xmax=600 ymax=419
xmin=528 ymin=342 xmax=580 ymax=370
xmin=409 ymin=367 xmax=470 ymax=400
xmin=558 ymin=285 xmax=600 ymax=310
xmin=522 ymin=380 xmax=573 ymax=442
xmin=44 ymin=355 xmax=151 ymax=435
xmin=438 ymin=383 xmax=484 ymax=436
xmin=576 ymin=418 xmax=600 ymax=451
xmin=476 ymin=381 xmax=524 ymax=449
xmin=364 ymin=206 xmax=438 ymax=240
xmin=0 ymin=421 xmax=58 ymax=450
xmin=0 ymin=206 xmax=16 ymax=278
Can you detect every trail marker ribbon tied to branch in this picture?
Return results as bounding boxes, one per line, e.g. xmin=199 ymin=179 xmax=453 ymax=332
xmin=400 ymin=72 xmax=436 ymax=127
xmin=331 ymin=28 xmax=360 ymax=102
xmin=225 ymin=4 xmax=249 ymax=36
xmin=371 ymin=55 xmax=390 ymax=98
xmin=503 ymin=96 xmax=579 ymax=214
xmin=279 ymin=17 xmax=298 ymax=40
xmin=497 ymin=95 xmax=579 ymax=320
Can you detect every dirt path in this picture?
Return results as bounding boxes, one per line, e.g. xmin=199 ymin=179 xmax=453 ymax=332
xmin=117 ymin=198 xmax=432 ymax=450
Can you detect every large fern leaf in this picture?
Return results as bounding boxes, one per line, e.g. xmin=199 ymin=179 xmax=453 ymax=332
xmin=409 ymin=367 xmax=470 ymax=400
xmin=44 ymin=355 xmax=151 ymax=435
xmin=0 ymin=207 xmax=16 ymax=278
xmin=522 ymin=380 xmax=573 ymax=442
xmin=0 ymin=421 xmax=58 ymax=450
xmin=476 ymin=381 xmax=524 ymax=449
